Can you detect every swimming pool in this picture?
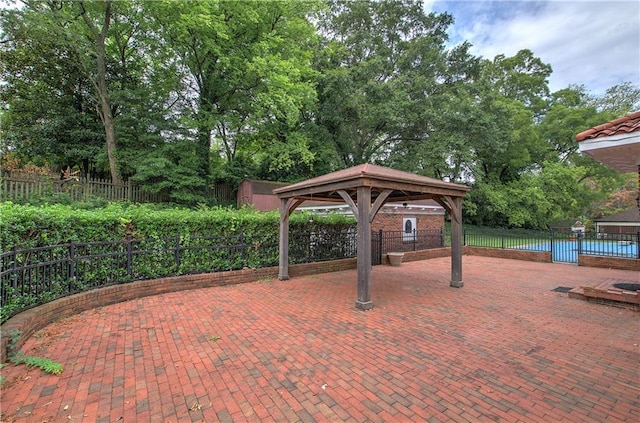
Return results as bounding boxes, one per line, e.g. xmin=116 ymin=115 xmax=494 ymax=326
xmin=514 ymin=240 xmax=638 ymax=263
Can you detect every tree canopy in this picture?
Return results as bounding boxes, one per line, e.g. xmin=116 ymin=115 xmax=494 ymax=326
xmin=1 ymin=0 xmax=638 ymax=226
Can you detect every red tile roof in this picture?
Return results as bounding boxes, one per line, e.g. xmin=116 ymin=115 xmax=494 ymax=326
xmin=575 ymin=111 xmax=640 ymax=142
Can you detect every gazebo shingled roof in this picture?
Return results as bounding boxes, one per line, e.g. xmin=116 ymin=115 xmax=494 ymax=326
xmin=274 ymin=163 xmax=470 ymax=310
xmin=273 ymin=163 xmax=468 ymax=202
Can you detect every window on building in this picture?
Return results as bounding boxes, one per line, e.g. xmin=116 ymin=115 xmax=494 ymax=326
xmin=403 ymin=217 xmax=416 ymax=241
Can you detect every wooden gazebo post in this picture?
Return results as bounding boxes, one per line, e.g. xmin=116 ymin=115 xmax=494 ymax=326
xmin=278 ymin=198 xmax=291 ymax=281
xmin=448 ymin=197 xmax=464 ymax=287
xmin=355 ymin=186 xmax=373 ymax=310
xmin=278 ymin=197 xmax=303 ymax=281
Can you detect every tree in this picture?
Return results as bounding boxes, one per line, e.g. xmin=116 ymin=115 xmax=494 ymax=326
xmin=0 ymin=2 xmax=104 ymax=173
xmin=313 ymin=0 xmax=461 ymax=167
xmin=402 ymin=50 xmax=548 ymax=187
xmin=466 ymin=81 xmax=631 ymax=228
xmin=1 ymin=0 xmax=180 ymax=182
xmin=589 ymin=173 xmax=639 ymax=219
xmin=76 ymin=0 xmax=121 ymax=183
xmin=589 ymin=82 xmax=640 ymax=115
xmin=503 ymin=162 xmax=604 ymax=228
xmin=537 ymin=86 xmax=604 ymax=163
xmin=147 ymin=0 xmax=319 ymax=181
xmin=537 ymin=86 xmax=622 ymax=189
xmin=484 ymin=49 xmax=552 ymax=115
xmin=130 ymin=141 xmax=207 ymax=205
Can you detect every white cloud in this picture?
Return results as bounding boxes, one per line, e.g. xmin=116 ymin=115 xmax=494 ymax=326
xmin=426 ymin=0 xmax=640 ymax=95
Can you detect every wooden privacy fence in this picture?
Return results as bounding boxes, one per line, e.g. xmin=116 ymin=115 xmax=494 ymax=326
xmin=0 ymin=176 xmax=234 ymax=204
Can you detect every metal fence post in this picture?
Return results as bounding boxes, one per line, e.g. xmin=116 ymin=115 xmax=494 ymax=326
xmin=637 ymin=232 xmax=640 ymax=259
xmin=68 ymin=241 xmax=75 ymax=292
xmin=240 ymin=234 xmax=246 ymax=268
xmin=577 ymin=231 xmax=583 ymax=256
xmin=11 ymin=246 xmax=18 ymax=291
xmin=440 ymin=227 xmax=444 ymax=247
xmin=126 ymin=235 xmax=133 ymax=279
xmin=463 ymin=229 xmax=466 ymax=246
xmin=549 ymin=229 xmax=554 ymax=261
xmin=175 ymin=234 xmax=181 ymax=272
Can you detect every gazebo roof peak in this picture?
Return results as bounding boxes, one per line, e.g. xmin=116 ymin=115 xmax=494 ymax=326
xmin=273 ymin=163 xmax=469 ymax=198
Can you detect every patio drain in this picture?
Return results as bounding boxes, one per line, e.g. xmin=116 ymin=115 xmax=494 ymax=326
xmin=551 ymin=286 xmax=573 ymax=293
xmin=612 ymin=283 xmax=640 ymax=291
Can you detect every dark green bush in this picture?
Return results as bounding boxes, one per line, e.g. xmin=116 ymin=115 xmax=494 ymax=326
xmin=0 ymin=202 xmax=355 ymax=251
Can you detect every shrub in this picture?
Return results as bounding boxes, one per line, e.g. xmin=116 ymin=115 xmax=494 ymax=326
xmin=0 ymin=202 xmax=354 ymax=250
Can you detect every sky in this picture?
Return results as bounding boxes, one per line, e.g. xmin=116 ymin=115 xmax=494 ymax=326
xmin=424 ymin=0 xmax=640 ymax=96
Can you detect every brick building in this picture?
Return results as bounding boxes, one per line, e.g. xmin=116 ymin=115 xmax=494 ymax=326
xmin=298 ymin=200 xmax=444 ymax=232
xmin=237 ymin=180 xmax=289 ymax=211
xmin=299 ymin=200 xmax=446 ymax=251
xmin=237 ymin=179 xmax=446 ymax=235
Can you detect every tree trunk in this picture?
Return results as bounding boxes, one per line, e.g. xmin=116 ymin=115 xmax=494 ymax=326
xmin=81 ymin=0 xmax=122 ymax=184
xmin=96 ymin=50 xmax=121 ymax=184
xmin=196 ymin=98 xmax=213 ymax=180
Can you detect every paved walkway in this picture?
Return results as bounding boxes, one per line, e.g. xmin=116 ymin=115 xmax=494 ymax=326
xmin=1 ymin=256 xmax=639 ymax=422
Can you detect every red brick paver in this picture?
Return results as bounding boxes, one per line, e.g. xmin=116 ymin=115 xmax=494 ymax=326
xmin=1 ymin=256 xmax=639 ymax=422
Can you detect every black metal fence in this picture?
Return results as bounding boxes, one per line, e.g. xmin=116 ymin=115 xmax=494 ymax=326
xmin=0 ymin=230 xmax=358 ymax=323
xmin=464 ymin=229 xmax=640 ymax=263
xmin=289 ymin=228 xmax=358 ymax=264
xmin=378 ymin=229 xmax=445 ymax=254
xmin=370 ymin=229 xmax=445 ymax=265
xmin=5 ymin=227 xmax=636 ymax=323
xmin=1 ymin=228 xmax=449 ymax=322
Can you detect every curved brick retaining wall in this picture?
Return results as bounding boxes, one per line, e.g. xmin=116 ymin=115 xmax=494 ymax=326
xmin=0 ymin=259 xmax=357 ymax=363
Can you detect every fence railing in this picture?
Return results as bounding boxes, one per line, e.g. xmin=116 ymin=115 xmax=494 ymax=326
xmin=464 ymin=230 xmax=640 ymax=261
xmin=1 ymin=228 xmax=450 ymax=322
xmin=0 ymin=229 xmax=363 ymax=322
xmin=289 ymin=228 xmax=358 ymax=264
xmin=377 ymin=229 xmax=445 ymax=254
xmin=0 ymin=176 xmax=235 ymax=204
xmin=5 ymin=227 xmax=636 ymax=323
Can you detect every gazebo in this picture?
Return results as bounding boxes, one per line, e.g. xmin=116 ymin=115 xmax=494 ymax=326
xmin=273 ymin=163 xmax=470 ymax=310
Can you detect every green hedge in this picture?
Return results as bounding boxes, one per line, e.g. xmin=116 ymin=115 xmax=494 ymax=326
xmin=0 ymin=202 xmax=355 ymax=251
xmin=0 ymin=202 xmax=356 ymax=322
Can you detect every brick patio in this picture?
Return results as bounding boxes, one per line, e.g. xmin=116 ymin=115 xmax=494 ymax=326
xmin=1 ymin=256 xmax=638 ymax=422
